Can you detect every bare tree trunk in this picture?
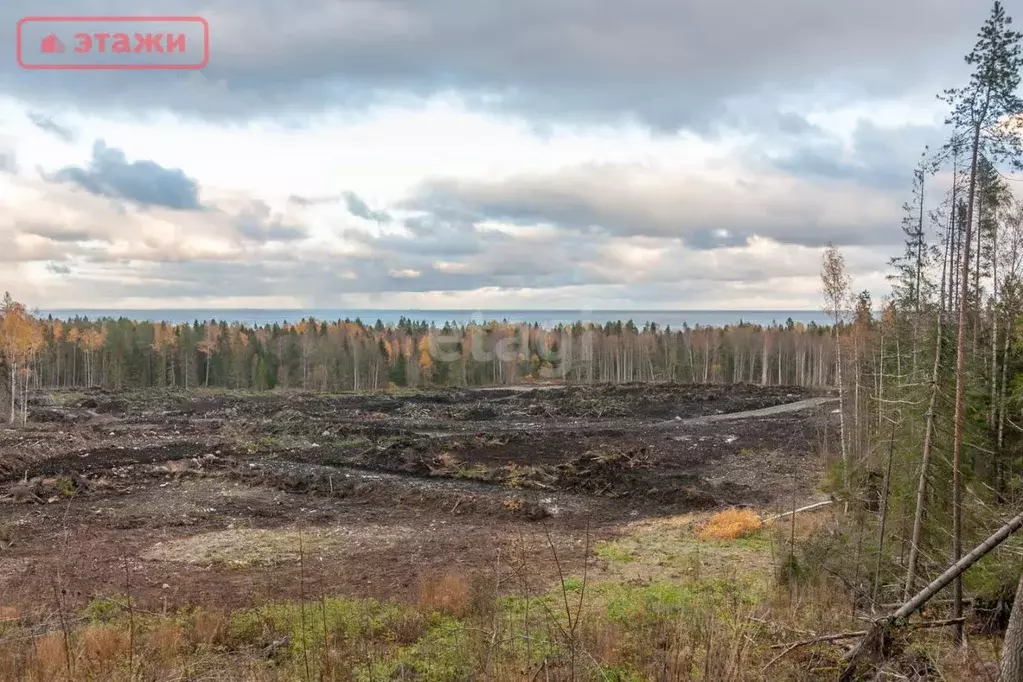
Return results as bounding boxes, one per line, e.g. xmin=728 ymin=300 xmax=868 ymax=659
xmin=872 ymin=424 xmax=896 ymax=607
xmin=877 ymin=337 xmax=884 ymax=433
xmin=22 ymin=367 xmax=28 ymax=425
xmin=1002 ymin=569 xmax=1023 ymax=682
xmin=836 ymin=332 xmax=849 ymax=484
xmin=905 ymin=316 xmax=944 ymax=599
xmin=998 ymin=314 xmax=1012 ymax=452
xmin=7 ymin=364 xmax=13 ymax=424
xmin=974 ymin=188 xmax=983 ymax=358
xmin=853 ymin=335 xmax=861 ymax=458
xmin=950 ymin=121 xmax=983 ymax=644
xmin=761 ymin=335 xmax=768 ymax=386
xmin=905 ymin=203 xmax=950 ymax=600
xmin=991 ymin=222 xmax=999 ymax=430
xmin=778 ymin=341 xmax=783 ymax=385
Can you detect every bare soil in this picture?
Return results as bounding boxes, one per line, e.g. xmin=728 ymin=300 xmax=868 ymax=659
xmin=0 ymin=383 xmax=836 ymax=615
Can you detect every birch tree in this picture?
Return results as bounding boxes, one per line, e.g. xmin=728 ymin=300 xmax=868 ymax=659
xmin=821 ymin=243 xmax=852 ymax=486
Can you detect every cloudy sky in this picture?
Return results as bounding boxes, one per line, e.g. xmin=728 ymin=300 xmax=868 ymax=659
xmin=0 ymin=0 xmax=1006 ymax=310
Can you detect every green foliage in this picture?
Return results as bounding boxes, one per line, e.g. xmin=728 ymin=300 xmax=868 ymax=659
xmin=55 ymin=476 xmax=76 ymax=498
xmin=82 ymin=596 xmax=129 ymax=623
xmin=387 ymin=352 xmax=408 ymax=386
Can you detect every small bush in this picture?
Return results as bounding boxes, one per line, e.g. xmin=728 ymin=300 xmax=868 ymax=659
xmin=696 ymin=508 xmax=763 ymax=541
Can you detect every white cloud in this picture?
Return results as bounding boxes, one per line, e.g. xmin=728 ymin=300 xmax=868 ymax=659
xmin=0 ymin=90 xmax=937 ymax=309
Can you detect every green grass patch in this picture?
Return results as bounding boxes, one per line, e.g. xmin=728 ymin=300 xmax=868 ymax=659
xmin=595 ymin=540 xmax=638 ymax=563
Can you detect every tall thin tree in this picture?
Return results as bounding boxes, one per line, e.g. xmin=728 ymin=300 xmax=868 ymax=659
xmin=940 ymin=0 xmax=1023 ymax=642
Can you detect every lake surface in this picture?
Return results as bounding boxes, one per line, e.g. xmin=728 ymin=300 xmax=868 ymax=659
xmin=36 ymin=309 xmax=833 ymax=329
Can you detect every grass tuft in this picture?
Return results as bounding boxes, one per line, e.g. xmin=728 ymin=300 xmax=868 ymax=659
xmin=696 ymin=507 xmax=763 ymax=541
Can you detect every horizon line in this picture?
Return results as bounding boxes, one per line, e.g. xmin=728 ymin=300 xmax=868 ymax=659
xmin=37 ymin=307 xmax=830 ymax=313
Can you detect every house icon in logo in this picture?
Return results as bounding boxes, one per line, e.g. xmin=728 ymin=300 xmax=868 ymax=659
xmin=40 ymin=34 xmax=65 ymax=54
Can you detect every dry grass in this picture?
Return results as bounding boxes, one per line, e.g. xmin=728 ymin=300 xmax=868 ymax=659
xmin=146 ymin=622 xmax=183 ymax=662
xmin=189 ymin=609 xmax=227 ymax=648
xmin=697 ymin=507 xmax=764 ymax=541
xmin=417 ymin=570 xmax=471 ymax=616
xmin=0 ymin=504 xmax=1002 ymax=681
xmin=80 ymin=625 xmax=128 ymax=675
xmin=435 ymin=452 xmax=460 ymax=469
xmin=28 ymin=633 xmax=68 ymax=681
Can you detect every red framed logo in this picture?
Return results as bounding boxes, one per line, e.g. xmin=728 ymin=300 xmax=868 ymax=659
xmin=17 ymin=16 xmax=209 ymax=70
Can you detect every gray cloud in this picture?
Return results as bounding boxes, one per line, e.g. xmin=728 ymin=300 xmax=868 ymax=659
xmin=25 ymin=222 xmax=889 ymax=309
xmin=288 ymin=194 xmax=331 ymax=206
xmin=0 ymin=0 xmax=987 ymax=129
xmin=394 ymin=116 xmax=945 ymax=250
xmin=27 ymin=112 xmax=75 ymax=142
xmin=233 ymin=201 xmax=307 ymax=242
xmin=405 ymin=169 xmax=902 ymax=250
xmin=51 ymin=140 xmax=204 ymax=210
xmin=23 ymin=224 xmax=94 ymax=243
xmin=0 ymin=152 xmax=15 ymax=174
xmin=46 ymin=262 xmax=71 ymax=275
xmin=763 ymin=120 xmax=944 ymax=190
xmin=343 ymin=191 xmax=392 ymax=223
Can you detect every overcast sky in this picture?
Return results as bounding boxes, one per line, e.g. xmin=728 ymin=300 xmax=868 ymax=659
xmin=0 ymin=0 xmax=1010 ymax=310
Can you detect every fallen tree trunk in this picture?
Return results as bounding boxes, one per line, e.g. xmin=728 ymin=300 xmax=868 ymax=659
xmin=840 ymin=509 xmax=1023 ymax=681
xmin=763 ymin=499 xmax=834 ymax=523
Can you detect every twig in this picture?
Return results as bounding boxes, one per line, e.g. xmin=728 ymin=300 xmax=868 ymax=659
xmin=89 ymin=596 xmax=163 ymax=618
xmin=764 ymin=618 xmax=966 ymax=671
xmin=298 ymin=528 xmax=311 ymax=682
xmin=769 ymin=629 xmax=869 ymax=651
xmin=124 ymin=557 xmax=134 ymax=681
xmin=52 ymin=580 xmax=74 ymax=681
xmin=540 ymin=522 xmax=573 ymax=644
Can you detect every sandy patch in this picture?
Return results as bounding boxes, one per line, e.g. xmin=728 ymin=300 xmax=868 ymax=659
xmin=142 ymin=524 xmax=422 ymax=568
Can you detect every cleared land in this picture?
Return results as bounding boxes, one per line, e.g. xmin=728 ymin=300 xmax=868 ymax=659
xmin=0 ymin=383 xmax=835 ymax=617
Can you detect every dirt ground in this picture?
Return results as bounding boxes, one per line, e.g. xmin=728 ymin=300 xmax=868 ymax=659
xmin=0 ymin=383 xmax=836 ymax=615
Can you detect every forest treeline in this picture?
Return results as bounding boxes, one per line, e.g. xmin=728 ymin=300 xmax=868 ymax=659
xmin=0 ymin=295 xmax=843 ymax=413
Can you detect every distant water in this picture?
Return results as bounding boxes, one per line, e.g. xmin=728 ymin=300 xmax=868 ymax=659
xmin=36 ymin=309 xmax=832 ymax=329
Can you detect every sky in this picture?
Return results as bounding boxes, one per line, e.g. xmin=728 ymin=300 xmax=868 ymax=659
xmin=0 ymin=0 xmax=1010 ymax=310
